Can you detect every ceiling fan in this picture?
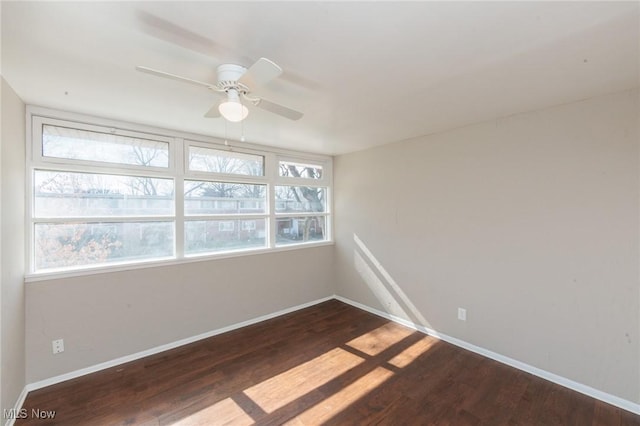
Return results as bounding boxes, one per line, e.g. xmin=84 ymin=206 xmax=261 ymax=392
xmin=136 ymin=57 xmax=303 ymax=122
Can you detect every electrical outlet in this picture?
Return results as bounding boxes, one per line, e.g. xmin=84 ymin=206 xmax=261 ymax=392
xmin=458 ymin=308 xmax=467 ymax=321
xmin=52 ymin=339 xmax=64 ymax=354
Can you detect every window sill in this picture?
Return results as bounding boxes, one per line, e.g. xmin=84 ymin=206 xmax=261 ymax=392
xmin=24 ymin=241 xmax=334 ymax=283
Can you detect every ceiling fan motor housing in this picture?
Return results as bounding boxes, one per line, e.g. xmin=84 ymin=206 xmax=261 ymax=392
xmin=216 ymin=64 xmax=248 ymax=93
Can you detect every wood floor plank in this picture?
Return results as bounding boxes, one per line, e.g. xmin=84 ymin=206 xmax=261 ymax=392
xmin=16 ymin=300 xmax=640 ymax=425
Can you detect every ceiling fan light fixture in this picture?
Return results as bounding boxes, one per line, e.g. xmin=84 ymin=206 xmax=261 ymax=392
xmin=219 ymin=100 xmax=249 ymax=122
xmin=219 ymin=89 xmax=249 ymax=122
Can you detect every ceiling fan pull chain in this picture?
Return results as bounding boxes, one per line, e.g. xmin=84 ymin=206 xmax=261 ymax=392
xmin=241 ymin=112 xmax=246 ymax=142
xmin=224 ymin=119 xmax=228 ymax=147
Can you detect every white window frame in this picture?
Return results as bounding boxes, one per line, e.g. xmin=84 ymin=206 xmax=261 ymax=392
xmin=183 ymin=139 xmax=270 ymax=257
xmin=278 ymin=158 xmax=324 ymax=180
xmin=35 ymin=117 xmax=175 ymax=173
xmin=185 ymin=140 xmax=267 ymax=180
xmin=274 ymin=155 xmax=332 ymax=247
xmin=25 ymin=106 xmax=333 ymax=281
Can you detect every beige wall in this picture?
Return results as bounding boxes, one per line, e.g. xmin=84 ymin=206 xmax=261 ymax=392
xmin=333 ymin=89 xmax=639 ymax=404
xmin=26 ymin=245 xmax=333 ymax=383
xmin=1 ymin=78 xmax=26 ymax=412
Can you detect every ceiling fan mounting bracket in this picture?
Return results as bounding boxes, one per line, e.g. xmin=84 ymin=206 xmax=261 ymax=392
xmin=215 ymin=80 xmax=249 ymax=94
xmin=241 ymin=92 xmax=261 ymax=106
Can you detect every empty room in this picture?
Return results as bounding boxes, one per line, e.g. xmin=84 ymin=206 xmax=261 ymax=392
xmin=1 ymin=1 xmax=639 ymax=425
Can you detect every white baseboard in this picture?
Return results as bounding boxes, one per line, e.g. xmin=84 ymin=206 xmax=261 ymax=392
xmin=333 ymin=295 xmax=640 ymax=416
xmin=4 ymin=386 xmax=29 ymax=426
xmin=14 ymin=294 xmax=640 ymax=419
xmin=25 ymin=295 xmax=334 ymax=393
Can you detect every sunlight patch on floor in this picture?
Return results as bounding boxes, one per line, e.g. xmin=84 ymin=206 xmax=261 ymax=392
xmin=387 ymin=336 xmax=438 ymax=368
xmin=284 ymin=366 xmax=394 ymax=425
xmin=169 ymin=397 xmax=254 ymax=426
xmin=243 ymin=347 xmax=364 ymax=413
xmin=346 ymin=322 xmax=414 ymax=356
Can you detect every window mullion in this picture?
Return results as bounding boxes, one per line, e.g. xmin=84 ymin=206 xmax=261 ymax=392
xmin=184 ymin=214 xmax=269 ymax=221
xmin=175 ymin=137 xmax=185 ymax=260
xmin=266 ymin=153 xmax=278 ymax=248
xmin=32 ymin=216 xmax=175 ymax=223
xmin=274 ymin=212 xmax=329 ymax=218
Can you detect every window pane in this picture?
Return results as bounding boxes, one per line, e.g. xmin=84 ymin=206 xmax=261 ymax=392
xmin=279 ymin=161 xmax=323 ymax=179
xmin=185 ymin=219 xmax=267 ymax=255
xmin=42 ymin=125 xmax=169 ymax=168
xmin=184 ymin=181 xmax=266 ymax=215
xmin=188 ymin=146 xmax=264 ymax=176
xmin=34 ymin=171 xmax=174 ymax=218
xmin=34 ymin=221 xmax=174 ymax=271
xmin=276 ymin=216 xmax=326 ymax=245
xmin=275 ymin=186 xmax=326 ymax=213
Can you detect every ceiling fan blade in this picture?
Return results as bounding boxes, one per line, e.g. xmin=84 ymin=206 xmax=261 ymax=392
xmin=255 ymin=98 xmax=303 ymax=121
xmin=239 ymin=58 xmax=283 ymax=88
xmin=136 ymin=66 xmax=215 ymax=89
xmin=204 ymin=104 xmax=221 ymax=118
xmin=135 ymin=10 xmax=245 ymax=63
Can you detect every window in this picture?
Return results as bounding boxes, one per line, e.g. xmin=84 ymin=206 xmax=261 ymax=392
xmin=31 ymin=119 xmax=176 ymax=273
xmin=35 ymin=221 xmax=174 ymax=270
xmin=274 ymin=161 xmax=329 ymax=247
xmin=184 ymin=181 xmax=266 ymax=216
xmin=279 ymin=160 xmax=322 ymax=179
xmin=188 ymin=145 xmax=263 ymax=176
xmin=42 ymin=124 xmax=169 ymax=168
xmin=34 ymin=171 xmax=173 ymax=217
xmin=276 ymin=216 xmax=326 ymax=245
xmin=28 ymin=110 xmax=332 ymax=276
xmin=33 ymin=170 xmax=175 ymax=271
xmin=183 ymin=175 xmax=267 ymax=254
xmin=274 ymin=186 xmax=326 ymax=213
xmin=183 ymin=145 xmax=269 ymax=255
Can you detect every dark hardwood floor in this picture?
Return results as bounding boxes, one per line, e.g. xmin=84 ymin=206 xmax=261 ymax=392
xmin=16 ymin=300 xmax=640 ymax=425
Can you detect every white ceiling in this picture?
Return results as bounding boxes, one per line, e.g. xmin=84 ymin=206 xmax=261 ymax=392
xmin=2 ymin=1 xmax=638 ymax=155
